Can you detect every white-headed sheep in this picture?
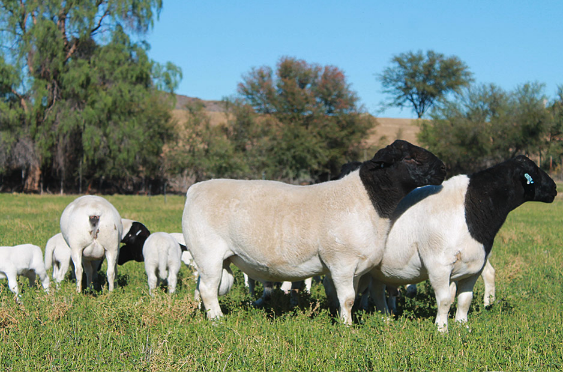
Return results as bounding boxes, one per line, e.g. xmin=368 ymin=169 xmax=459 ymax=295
xmin=0 ymin=244 xmax=50 ymax=300
xmin=182 ymin=140 xmax=446 ymax=324
xmin=45 ymin=233 xmax=73 ymax=284
xmin=142 ymin=232 xmax=183 ymax=295
xmin=60 ymin=195 xmax=123 ymax=292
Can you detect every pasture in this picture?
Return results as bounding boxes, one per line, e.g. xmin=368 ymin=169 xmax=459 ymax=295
xmin=0 ymin=193 xmax=562 ymax=371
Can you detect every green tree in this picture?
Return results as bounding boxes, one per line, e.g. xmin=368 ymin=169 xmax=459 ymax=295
xmin=165 ymin=101 xmax=247 ymax=183
xmin=418 ymin=82 xmax=552 ymax=174
xmin=377 ymin=50 xmax=473 ymax=118
xmin=0 ymin=0 xmax=181 ymax=193
xmin=236 ymin=56 xmax=375 ymax=182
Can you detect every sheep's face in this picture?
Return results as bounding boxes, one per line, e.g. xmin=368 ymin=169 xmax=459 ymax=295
xmin=118 ymin=222 xmax=150 ymax=264
xmin=513 ymin=155 xmax=557 ymax=203
xmin=369 ymin=140 xmax=446 ymax=189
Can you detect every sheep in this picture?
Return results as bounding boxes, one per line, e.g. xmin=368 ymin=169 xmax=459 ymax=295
xmin=60 ymin=195 xmax=123 ymax=292
xmin=44 ymin=233 xmax=73 ymax=284
xmin=118 ymin=219 xmax=151 ymax=264
xmin=142 ymin=232 xmax=183 ymax=295
xmin=182 ymin=140 xmax=446 ymax=324
xmin=0 ymin=244 xmax=50 ymax=300
xmin=47 ymin=219 xmax=150 ymax=286
xmin=366 ymin=155 xmax=556 ymax=332
xmin=169 ymin=233 xmax=197 ymax=274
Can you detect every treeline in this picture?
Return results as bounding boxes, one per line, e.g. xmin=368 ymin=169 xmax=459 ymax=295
xmin=1 ymin=2 xmax=561 ymax=194
xmin=418 ymin=83 xmax=563 ymax=175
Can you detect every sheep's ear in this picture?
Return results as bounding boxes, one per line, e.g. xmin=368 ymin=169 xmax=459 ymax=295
xmin=368 ymin=140 xmax=406 ymax=168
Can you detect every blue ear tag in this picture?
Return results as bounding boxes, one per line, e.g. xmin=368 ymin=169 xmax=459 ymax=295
xmin=524 ymin=173 xmax=534 ymax=185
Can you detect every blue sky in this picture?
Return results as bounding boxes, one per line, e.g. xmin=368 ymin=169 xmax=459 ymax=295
xmin=146 ymin=1 xmax=562 ymax=118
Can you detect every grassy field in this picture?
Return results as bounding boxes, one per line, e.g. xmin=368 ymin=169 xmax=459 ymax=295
xmin=0 ymin=193 xmax=562 ymax=371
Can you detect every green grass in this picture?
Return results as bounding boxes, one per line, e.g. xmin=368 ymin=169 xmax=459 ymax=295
xmin=0 ymin=193 xmax=562 ymax=371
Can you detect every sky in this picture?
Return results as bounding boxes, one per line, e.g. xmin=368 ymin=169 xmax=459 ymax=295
xmin=145 ymin=1 xmax=563 ymax=119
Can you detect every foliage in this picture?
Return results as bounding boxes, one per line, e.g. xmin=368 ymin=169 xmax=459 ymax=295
xmin=377 ymin=50 xmax=473 ymax=118
xmin=235 ymin=56 xmax=375 ymax=182
xmin=165 ymin=101 xmax=248 ymax=183
xmin=0 ymin=193 xmax=562 ymax=370
xmin=0 ymin=0 xmax=181 ymax=193
xmin=418 ymin=82 xmax=554 ymax=174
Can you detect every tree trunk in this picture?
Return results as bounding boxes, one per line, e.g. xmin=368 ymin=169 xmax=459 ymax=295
xmin=24 ymin=164 xmax=41 ymax=193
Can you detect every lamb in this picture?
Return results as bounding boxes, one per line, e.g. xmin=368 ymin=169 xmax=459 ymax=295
xmin=142 ymin=232 xmax=183 ymax=295
xmin=169 ymin=233 xmax=198 ymax=274
xmin=60 ymin=195 xmax=123 ymax=292
xmin=366 ymin=155 xmax=556 ymax=332
xmin=0 ymin=244 xmax=50 ymax=299
xmin=181 ymin=140 xmax=446 ymax=324
xmin=44 ymin=233 xmax=73 ymax=284
xmin=118 ymin=219 xmax=151 ymax=264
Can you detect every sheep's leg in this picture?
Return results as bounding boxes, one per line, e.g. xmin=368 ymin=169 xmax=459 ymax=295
xmin=105 ymin=250 xmax=118 ymax=291
xmin=25 ymin=270 xmax=37 ymax=287
xmin=331 ymin=272 xmax=359 ymax=325
xmin=482 ymin=260 xmax=496 ymax=306
xmin=243 ymin=273 xmax=255 ymax=296
xmin=289 ymin=281 xmax=305 ymax=308
xmin=354 ymin=274 xmax=371 ymax=311
xmin=429 ymin=269 xmax=456 ymax=332
xmin=304 ymin=277 xmax=313 ymax=293
xmin=83 ymin=261 xmax=95 ymax=289
xmin=57 ymin=258 xmax=70 ymax=283
xmin=253 ymin=281 xmax=274 ymax=308
xmin=71 ymin=251 xmax=84 ymax=292
xmin=6 ymin=272 xmax=19 ymax=297
xmin=198 ymin=260 xmax=226 ymax=320
xmin=386 ymin=285 xmax=399 ymax=315
xmin=168 ymin=268 xmax=178 ymax=294
xmin=454 ymin=274 xmax=480 ymax=323
xmin=322 ymin=275 xmax=340 ymax=311
xmin=147 ymin=268 xmax=158 ymax=296
xmin=370 ymin=279 xmax=390 ymax=314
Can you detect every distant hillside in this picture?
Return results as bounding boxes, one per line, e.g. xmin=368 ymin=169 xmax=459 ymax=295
xmin=172 ymin=94 xmax=421 ymax=147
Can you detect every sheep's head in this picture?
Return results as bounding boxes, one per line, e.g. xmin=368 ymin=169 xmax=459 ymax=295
xmin=366 ymin=140 xmax=446 ymax=189
xmin=512 ymin=155 xmax=557 ymax=203
xmin=118 ymin=221 xmax=150 ymax=264
xmin=359 ymin=140 xmax=446 ymax=218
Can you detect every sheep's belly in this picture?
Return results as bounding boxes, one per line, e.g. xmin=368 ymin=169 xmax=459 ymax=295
xmin=231 ymin=255 xmax=324 ymax=282
xmin=82 ymin=242 xmax=105 ymax=259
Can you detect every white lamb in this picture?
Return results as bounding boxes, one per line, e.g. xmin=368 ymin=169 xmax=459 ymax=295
xmin=143 ymin=232 xmax=183 ymax=295
xmin=60 ymin=195 xmax=123 ymax=292
xmin=0 ymin=244 xmax=50 ymax=299
xmin=44 ymin=233 xmax=73 ymax=284
xmin=182 ymin=140 xmax=446 ymax=324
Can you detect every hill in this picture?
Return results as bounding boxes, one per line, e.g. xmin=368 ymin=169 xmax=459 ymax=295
xmin=172 ymin=94 xmax=421 ymax=147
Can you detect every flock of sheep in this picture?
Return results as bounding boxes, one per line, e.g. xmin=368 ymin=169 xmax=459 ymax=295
xmin=0 ymin=140 xmax=558 ymax=332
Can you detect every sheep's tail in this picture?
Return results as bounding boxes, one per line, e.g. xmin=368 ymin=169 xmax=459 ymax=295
xmin=89 ymin=215 xmax=100 ymax=239
xmin=44 ymin=238 xmax=55 ymax=270
xmin=158 ymin=247 xmax=169 ymax=280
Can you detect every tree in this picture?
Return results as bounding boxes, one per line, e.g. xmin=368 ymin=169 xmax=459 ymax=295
xmin=0 ymin=0 xmax=181 ymax=193
xmin=236 ymin=56 xmax=375 ymax=182
xmin=165 ymin=101 xmax=247 ymax=184
xmin=377 ymin=50 xmax=473 ymax=118
xmin=418 ymin=82 xmax=551 ymax=174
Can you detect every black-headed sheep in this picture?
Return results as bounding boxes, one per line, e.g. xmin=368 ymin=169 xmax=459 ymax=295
xmin=182 ymin=140 xmax=446 ymax=324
